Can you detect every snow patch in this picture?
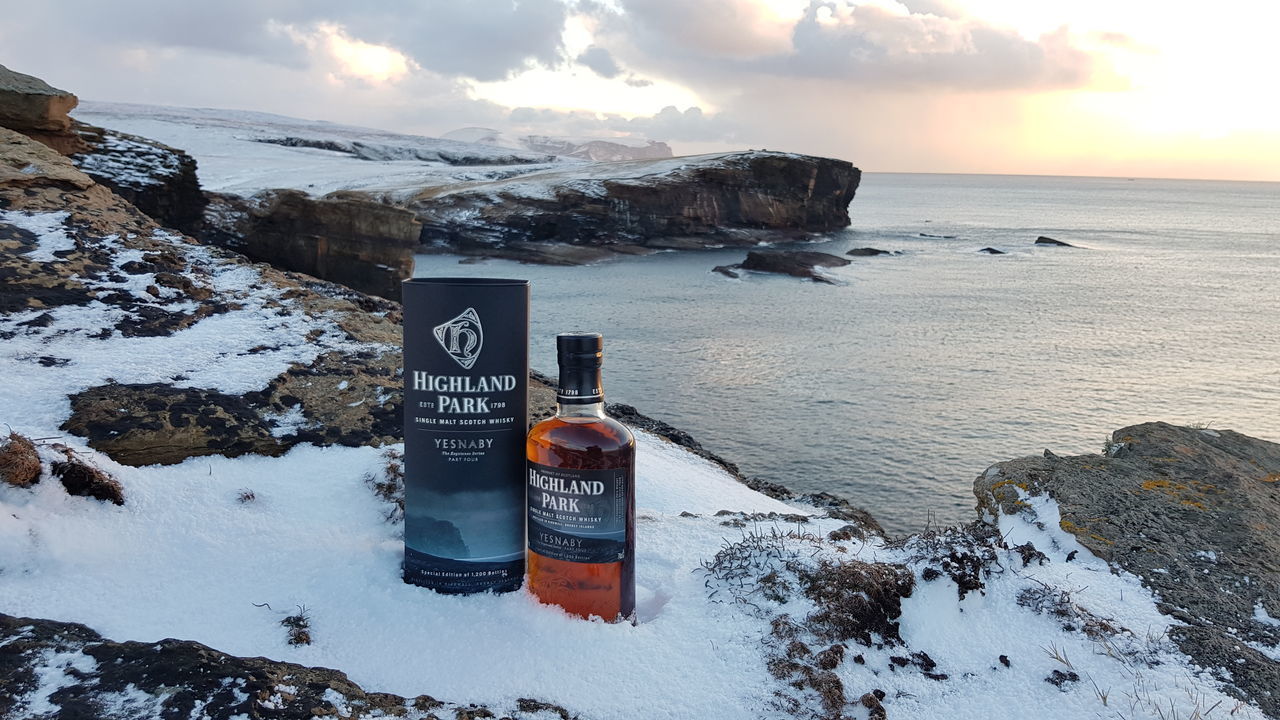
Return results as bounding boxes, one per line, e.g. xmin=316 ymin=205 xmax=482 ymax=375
xmin=16 ymin=649 xmax=99 ymax=717
xmin=1 ymin=209 xmax=73 ymax=262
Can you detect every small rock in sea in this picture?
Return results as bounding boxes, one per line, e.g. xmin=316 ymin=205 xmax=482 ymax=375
xmin=740 ymin=250 xmax=849 ymax=284
xmin=846 ymin=247 xmax=893 ymax=256
xmin=919 ymin=232 xmax=957 ymax=239
xmin=978 ymin=247 xmax=1006 ymax=254
xmin=712 ymin=264 xmax=741 ymax=279
xmin=1035 ymin=236 xmax=1077 ymax=247
xmin=458 ymin=256 xmax=487 ymax=264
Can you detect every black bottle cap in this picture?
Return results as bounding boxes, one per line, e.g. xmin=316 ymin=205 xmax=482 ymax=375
xmin=557 ymin=332 xmax=603 ymax=367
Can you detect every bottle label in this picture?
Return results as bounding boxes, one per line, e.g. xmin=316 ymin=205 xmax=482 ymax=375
xmin=527 ymin=461 xmax=628 ymax=564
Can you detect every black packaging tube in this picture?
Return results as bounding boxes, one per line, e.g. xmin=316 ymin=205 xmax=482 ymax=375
xmin=401 ymin=277 xmax=529 ymax=594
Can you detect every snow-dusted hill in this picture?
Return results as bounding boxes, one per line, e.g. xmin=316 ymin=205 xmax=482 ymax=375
xmin=442 ymin=126 xmax=674 ymax=162
xmin=74 ymin=102 xmax=567 ymax=196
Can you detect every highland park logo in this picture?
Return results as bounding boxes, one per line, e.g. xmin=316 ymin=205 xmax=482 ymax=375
xmin=434 ymin=307 xmax=484 ymax=369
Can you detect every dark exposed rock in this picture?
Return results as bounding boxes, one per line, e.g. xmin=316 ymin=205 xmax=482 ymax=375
xmin=404 ymin=151 xmax=860 ymax=263
xmin=918 ymin=233 xmax=956 ymax=239
xmin=61 ymin=383 xmax=285 ymax=466
xmin=846 ymin=247 xmax=894 ymax=256
xmin=712 ymin=264 xmax=740 ymax=278
xmin=1045 ymin=669 xmax=1081 ymax=689
xmin=974 ymin=422 xmax=1280 ymax=716
xmin=859 ymin=691 xmax=887 ymax=720
xmin=49 ymin=445 xmax=125 ymax=504
xmin=1034 ymin=235 xmax=1076 ymax=247
xmin=0 ymin=613 xmax=571 ymax=720
xmin=202 ymin=188 xmax=419 ymax=301
xmin=740 ymin=250 xmax=851 ymax=283
xmin=70 ymin=122 xmax=207 ymax=234
xmin=977 ymin=247 xmax=1005 ymax=254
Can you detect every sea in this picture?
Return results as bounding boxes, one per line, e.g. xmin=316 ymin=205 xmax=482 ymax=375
xmin=415 ymin=172 xmax=1280 ymax=535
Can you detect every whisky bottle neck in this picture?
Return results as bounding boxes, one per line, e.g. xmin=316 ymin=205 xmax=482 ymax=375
xmin=556 ymin=399 xmax=606 ymax=419
xmin=557 ymin=363 xmax=604 ymax=406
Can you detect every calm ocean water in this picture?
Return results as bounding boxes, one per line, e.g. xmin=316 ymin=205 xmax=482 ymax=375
xmin=416 ymin=172 xmax=1280 ymax=534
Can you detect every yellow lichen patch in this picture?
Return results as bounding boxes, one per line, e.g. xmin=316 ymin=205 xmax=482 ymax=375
xmin=1150 ymin=456 xmax=1181 ymax=463
xmin=1260 ymin=473 xmax=1280 ymax=483
xmin=1140 ymin=478 xmax=1180 ymax=491
xmin=1090 ymin=533 xmax=1115 ymax=545
xmin=1059 ymin=519 xmax=1080 ymax=533
xmin=1180 ymin=499 xmax=1206 ymax=510
xmin=990 ymin=478 xmax=1030 ymax=492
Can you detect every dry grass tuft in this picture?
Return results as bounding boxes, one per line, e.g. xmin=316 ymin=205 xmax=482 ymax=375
xmin=0 ymin=431 xmax=42 ymax=488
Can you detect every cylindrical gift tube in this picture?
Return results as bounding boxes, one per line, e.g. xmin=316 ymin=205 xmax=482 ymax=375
xmin=401 ymin=277 xmax=529 ymax=594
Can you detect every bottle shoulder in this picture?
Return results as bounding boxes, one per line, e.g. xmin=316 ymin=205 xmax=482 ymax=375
xmin=528 ymin=414 xmax=635 ymax=455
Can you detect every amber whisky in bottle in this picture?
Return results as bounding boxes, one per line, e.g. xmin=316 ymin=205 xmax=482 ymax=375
xmin=526 ymin=333 xmax=635 ymax=621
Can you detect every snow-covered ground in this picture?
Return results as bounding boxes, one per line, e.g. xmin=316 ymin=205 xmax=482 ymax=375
xmin=1 ymin=213 xmax=1267 ymax=718
xmin=74 ymin=102 xmax=568 ymax=196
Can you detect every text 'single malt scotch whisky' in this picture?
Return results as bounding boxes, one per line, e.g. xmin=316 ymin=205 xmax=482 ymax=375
xmin=402 ymin=277 xmax=529 ymax=594
xmin=526 ymin=333 xmax=636 ymax=621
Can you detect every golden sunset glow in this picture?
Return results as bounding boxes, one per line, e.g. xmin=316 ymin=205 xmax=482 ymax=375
xmin=275 ymin=21 xmax=412 ymax=85
xmin=324 ymin=26 xmax=411 ymax=84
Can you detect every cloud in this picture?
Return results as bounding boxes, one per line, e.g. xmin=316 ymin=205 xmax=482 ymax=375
xmin=331 ymin=0 xmax=569 ymax=81
xmin=577 ymin=46 xmax=622 ymax=78
xmin=1 ymin=0 xmax=568 ymax=82
xmin=593 ymin=0 xmax=1100 ymax=92
xmin=617 ymin=105 xmax=737 ymax=142
xmin=784 ymin=2 xmax=1094 ymax=90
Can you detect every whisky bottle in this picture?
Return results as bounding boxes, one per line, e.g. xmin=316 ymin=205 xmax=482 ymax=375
xmin=526 ymin=333 xmax=635 ymax=621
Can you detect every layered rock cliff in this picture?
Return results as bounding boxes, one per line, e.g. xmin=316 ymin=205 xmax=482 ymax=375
xmin=403 ymin=151 xmax=860 ymax=263
xmin=70 ymin=122 xmax=207 ymax=235
xmin=203 ymin=189 xmax=420 ymax=301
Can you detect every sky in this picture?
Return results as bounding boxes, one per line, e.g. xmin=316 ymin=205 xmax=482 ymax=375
xmin=2 ymin=0 xmax=1277 ymax=181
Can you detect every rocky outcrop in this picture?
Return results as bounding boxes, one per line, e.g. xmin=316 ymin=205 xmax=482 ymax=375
xmin=0 ymin=63 xmax=87 ymax=155
xmin=70 ymin=122 xmax=207 ymax=234
xmin=1 ymin=126 xmax=405 ymax=468
xmin=203 ymin=189 xmax=419 ymax=301
xmin=978 ymin=247 xmax=1005 ymax=254
xmin=0 ymin=613 xmax=576 ymax=720
xmin=728 ymin=250 xmax=851 ymax=284
xmin=404 ymin=151 xmax=860 ymax=262
xmin=975 ymin=422 xmax=1280 ymax=716
xmin=62 ymin=384 xmax=287 ymax=466
xmin=846 ymin=247 xmax=895 ymax=256
xmin=0 ymin=67 xmax=205 ymax=231
xmin=1035 ymin=236 xmax=1077 ymax=247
